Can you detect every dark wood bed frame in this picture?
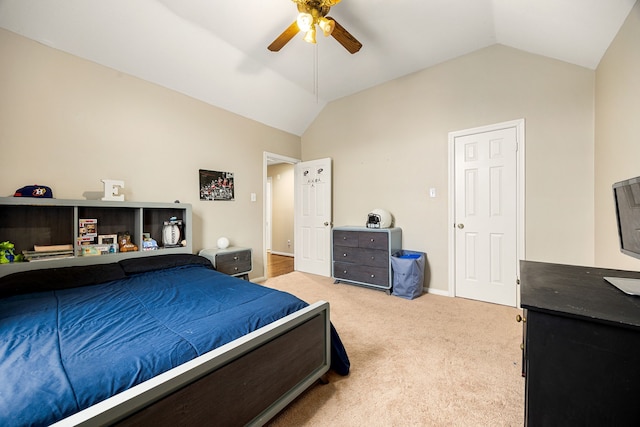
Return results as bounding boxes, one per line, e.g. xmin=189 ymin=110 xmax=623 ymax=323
xmin=51 ymin=301 xmax=331 ymax=426
xmin=0 ymin=198 xmax=332 ymax=425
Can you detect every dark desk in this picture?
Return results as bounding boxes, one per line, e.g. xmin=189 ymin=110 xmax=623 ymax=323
xmin=520 ymin=260 xmax=640 ymax=426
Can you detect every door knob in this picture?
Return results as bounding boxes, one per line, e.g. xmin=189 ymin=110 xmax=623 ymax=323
xmin=457 ymin=223 xmax=465 ymax=229
xmin=324 ymin=221 xmax=329 ymax=226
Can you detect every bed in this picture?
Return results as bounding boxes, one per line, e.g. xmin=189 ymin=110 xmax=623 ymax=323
xmin=0 ymin=254 xmax=350 ymax=426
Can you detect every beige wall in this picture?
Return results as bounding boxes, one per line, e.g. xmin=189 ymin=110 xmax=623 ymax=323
xmin=595 ymin=2 xmax=640 ymax=270
xmin=6 ymin=21 xmax=631 ymax=290
xmin=0 ymin=28 xmax=301 ymax=280
xmin=267 ymin=163 xmax=294 ymax=255
xmin=303 ymin=45 xmax=596 ymax=293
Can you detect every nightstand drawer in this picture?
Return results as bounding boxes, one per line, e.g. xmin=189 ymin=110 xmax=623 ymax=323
xmin=216 ymin=260 xmax=251 ymax=275
xmin=216 ymin=250 xmax=251 ymax=275
xmin=216 ymin=250 xmax=251 ymax=265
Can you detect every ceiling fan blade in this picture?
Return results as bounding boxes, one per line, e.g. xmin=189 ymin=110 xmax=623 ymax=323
xmin=292 ymin=0 xmax=342 ymax=6
xmin=327 ymin=17 xmax=362 ymax=54
xmin=268 ymin=20 xmax=300 ymax=52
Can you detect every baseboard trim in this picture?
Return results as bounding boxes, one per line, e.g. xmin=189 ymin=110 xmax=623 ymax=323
xmin=424 ymin=287 xmax=450 ymax=297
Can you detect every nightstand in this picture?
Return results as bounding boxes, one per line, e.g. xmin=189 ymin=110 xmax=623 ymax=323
xmin=199 ymin=247 xmax=252 ymax=280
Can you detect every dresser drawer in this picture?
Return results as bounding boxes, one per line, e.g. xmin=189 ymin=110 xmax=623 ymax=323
xmin=332 ymin=230 xmax=359 ymax=248
xmin=333 ymin=262 xmax=389 ymax=287
xmin=358 ymin=231 xmax=388 ymax=250
xmin=333 ymin=245 xmax=388 ymax=268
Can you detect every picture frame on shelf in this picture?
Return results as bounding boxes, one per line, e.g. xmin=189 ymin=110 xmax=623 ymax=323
xmin=98 ymin=234 xmax=117 ymax=245
xmin=98 ymin=234 xmax=118 ymax=253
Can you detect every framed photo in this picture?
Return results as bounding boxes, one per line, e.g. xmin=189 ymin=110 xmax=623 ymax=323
xmin=98 ymin=234 xmax=118 ymax=245
xmin=98 ymin=234 xmax=119 ymax=253
xmin=199 ymin=169 xmax=235 ymax=201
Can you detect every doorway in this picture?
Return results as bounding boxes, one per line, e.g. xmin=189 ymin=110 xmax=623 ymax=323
xmin=263 ymin=152 xmax=299 ymax=279
xmin=448 ymin=119 xmax=525 ymax=307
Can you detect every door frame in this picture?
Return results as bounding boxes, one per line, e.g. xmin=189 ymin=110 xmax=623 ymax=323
xmin=266 ymin=176 xmax=272 ymax=252
xmin=447 ymin=119 xmax=526 ymax=307
xmin=263 ymin=152 xmax=300 ymax=281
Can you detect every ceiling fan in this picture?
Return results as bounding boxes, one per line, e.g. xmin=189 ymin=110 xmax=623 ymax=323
xmin=268 ymin=0 xmax=362 ymax=54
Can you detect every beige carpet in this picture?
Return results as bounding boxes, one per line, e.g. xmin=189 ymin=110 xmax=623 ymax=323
xmin=261 ymin=272 xmax=525 ymax=427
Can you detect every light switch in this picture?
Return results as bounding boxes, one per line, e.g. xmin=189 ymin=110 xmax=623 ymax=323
xmin=250 ymin=193 xmax=256 ymax=202
xmin=429 ymin=188 xmax=436 ymax=198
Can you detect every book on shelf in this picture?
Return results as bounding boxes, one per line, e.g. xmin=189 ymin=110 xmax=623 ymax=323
xmin=24 ymin=254 xmax=75 ymax=262
xmin=33 ymin=244 xmax=74 ymax=252
xmin=23 ymin=247 xmax=75 ymax=261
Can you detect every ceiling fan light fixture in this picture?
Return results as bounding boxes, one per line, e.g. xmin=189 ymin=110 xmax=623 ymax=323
xmin=303 ymin=26 xmax=317 ymax=44
xmin=318 ymin=17 xmax=335 ymax=37
xmin=268 ymin=1 xmax=362 ymax=54
xmin=297 ymin=12 xmax=313 ymax=32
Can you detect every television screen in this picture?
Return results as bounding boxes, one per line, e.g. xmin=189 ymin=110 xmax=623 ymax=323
xmin=613 ymin=176 xmax=640 ymax=259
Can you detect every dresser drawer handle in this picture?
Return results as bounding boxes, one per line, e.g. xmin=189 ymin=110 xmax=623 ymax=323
xmin=370 ymin=238 xmax=375 ymax=242
xmin=233 ymin=256 xmax=239 ymax=260
xmin=343 ymin=270 xmax=348 ymax=274
xmin=370 ymin=274 xmax=375 ymax=278
xmin=234 ymin=267 xmax=238 ymax=271
xmin=342 ymin=236 xmax=347 ymax=240
xmin=371 ymin=256 xmax=375 ymax=260
xmin=343 ymin=253 xmax=347 ymax=257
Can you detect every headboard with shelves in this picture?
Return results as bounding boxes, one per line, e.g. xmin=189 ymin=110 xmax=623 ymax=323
xmin=0 ymin=197 xmax=192 ymax=278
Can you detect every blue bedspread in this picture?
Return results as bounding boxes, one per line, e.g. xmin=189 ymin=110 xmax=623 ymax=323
xmin=0 ymin=264 xmax=348 ymax=426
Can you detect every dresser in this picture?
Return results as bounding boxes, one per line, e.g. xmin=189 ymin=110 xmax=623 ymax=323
xmin=520 ymin=260 xmax=640 ymax=426
xmin=332 ymin=226 xmax=402 ymax=293
xmin=199 ymin=247 xmax=252 ymax=280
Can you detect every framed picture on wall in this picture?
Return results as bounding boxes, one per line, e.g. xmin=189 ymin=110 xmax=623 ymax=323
xmin=199 ymin=169 xmax=235 ymax=201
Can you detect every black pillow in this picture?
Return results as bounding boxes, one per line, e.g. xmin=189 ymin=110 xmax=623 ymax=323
xmin=0 ymin=263 xmax=126 ymax=298
xmin=118 ymin=253 xmax=213 ymax=275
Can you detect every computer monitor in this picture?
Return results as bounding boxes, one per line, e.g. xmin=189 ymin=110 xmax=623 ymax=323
xmin=604 ymin=176 xmax=640 ymax=295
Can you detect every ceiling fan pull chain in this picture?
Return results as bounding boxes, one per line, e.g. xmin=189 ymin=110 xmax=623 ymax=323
xmin=314 ymin=44 xmax=319 ymax=103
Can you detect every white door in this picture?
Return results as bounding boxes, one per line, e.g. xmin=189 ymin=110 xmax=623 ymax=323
xmin=294 ymin=158 xmax=332 ymax=276
xmin=453 ymin=126 xmax=519 ymax=306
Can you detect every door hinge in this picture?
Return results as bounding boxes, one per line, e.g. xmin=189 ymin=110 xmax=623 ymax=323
xmin=516 ymin=278 xmax=520 ymax=285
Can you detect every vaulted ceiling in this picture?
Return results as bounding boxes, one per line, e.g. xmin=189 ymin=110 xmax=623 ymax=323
xmin=0 ymin=0 xmax=636 ymax=135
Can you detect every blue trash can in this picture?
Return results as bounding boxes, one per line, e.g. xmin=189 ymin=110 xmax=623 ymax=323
xmin=391 ymin=250 xmax=426 ymax=300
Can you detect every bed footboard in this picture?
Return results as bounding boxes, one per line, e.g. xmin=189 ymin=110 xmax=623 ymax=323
xmin=53 ymin=301 xmax=331 ymax=427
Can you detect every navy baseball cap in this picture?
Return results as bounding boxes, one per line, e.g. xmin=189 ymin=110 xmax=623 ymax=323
xmin=14 ymin=185 xmax=53 ymax=198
